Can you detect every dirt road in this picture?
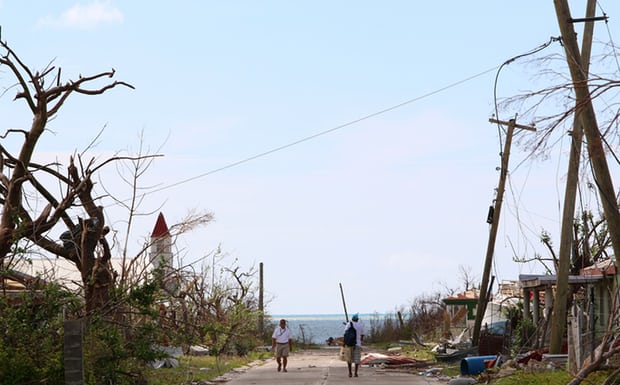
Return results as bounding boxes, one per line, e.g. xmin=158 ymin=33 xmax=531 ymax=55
xmin=219 ymin=347 xmax=447 ymax=384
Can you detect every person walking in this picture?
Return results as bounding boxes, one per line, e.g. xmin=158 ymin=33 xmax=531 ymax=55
xmin=271 ymin=319 xmax=293 ymax=372
xmin=344 ymin=313 xmax=365 ymax=377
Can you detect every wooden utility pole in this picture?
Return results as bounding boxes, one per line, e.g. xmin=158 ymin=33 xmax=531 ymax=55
xmin=553 ymin=2 xmax=620 ymax=276
xmin=549 ymin=0 xmax=597 ymax=355
xmin=258 ymin=262 xmax=264 ymax=335
xmin=472 ymin=118 xmax=535 ymax=346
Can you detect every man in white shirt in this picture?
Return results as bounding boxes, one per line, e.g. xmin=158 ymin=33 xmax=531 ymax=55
xmin=344 ymin=313 xmax=365 ymax=377
xmin=271 ymin=319 xmax=293 ymax=372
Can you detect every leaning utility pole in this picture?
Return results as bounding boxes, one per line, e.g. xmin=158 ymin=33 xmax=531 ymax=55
xmin=339 ymin=283 xmax=349 ymax=322
xmin=472 ymin=118 xmax=535 ymax=346
xmin=553 ymin=1 xmax=620 ymax=274
xmin=549 ymin=0 xmax=597 ymax=355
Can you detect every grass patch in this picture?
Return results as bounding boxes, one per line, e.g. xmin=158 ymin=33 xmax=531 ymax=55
xmin=491 ymin=371 xmax=571 ymax=385
xmin=441 ymin=363 xmax=461 ymax=377
xmin=143 ymin=352 xmax=271 ymax=385
xmin=490 ymin=368 xmax=620 ymax=385
xmin=404 ymin=347 xmax=435 ymax=361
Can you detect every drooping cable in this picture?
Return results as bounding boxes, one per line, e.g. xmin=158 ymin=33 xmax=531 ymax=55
xmin=137 ymin=66 xmax=500 ymax=197
xmin=492 ymin=37 xmax=562 ymax=154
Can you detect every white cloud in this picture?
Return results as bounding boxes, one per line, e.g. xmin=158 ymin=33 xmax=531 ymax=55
xmin=38 ymin=1 xmax=123 ymax=30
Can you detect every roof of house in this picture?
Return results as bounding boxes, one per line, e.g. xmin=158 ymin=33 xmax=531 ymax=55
xmin=10 ymin=257 xmax=135 ymax=292
xmin=580 ymin=258 xmax=616 ymax=276
xmin=443 ymin=289 xmax=479 ymax=304
xmin=519 ymin=273 xmax=607 ymax=290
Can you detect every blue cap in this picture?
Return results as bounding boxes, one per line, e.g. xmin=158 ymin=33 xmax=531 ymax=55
xmin=352 ymin=313 xmax=359 ymax=321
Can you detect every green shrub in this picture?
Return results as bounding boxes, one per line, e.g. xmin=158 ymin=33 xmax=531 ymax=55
xmin=0 ymin=284 xmax=79 ymax=385
xmin=83 ymin=280 xmax=168 ymax=385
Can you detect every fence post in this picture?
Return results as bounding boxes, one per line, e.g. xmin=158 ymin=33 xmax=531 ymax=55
xmin=64 ymin=319 xmax=84 ymax=385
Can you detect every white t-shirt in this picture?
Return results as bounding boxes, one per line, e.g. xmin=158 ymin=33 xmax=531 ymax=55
xmin=344 ymin=320 xmax=365 ymax=346
xmin=272 ymin=326 xmax=292 ymax=343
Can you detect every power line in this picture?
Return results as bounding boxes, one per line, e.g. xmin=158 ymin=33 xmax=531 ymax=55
xmin=141 ymin=65 xmax=500 ymax=197
xmin=597 ymin=2 xmax=620 ymax=73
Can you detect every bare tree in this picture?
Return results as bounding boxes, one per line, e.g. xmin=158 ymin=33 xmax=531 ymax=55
xmin=458 ymin=264 xmax=477 ymax=292
xmin=0 ymin=39 xmax=135 ymax=312
xmin=151 ymin=248 xmax=261 ymax=355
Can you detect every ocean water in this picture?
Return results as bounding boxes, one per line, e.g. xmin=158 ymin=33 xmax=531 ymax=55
xmin=270 ymin=314 xmax=381 ymax=345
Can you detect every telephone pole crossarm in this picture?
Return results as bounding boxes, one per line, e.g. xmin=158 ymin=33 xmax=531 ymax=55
xmin=569 ymin=16 xmax=608 ymax=23
xmin=489 ymin=118 xmax=536 ymax=132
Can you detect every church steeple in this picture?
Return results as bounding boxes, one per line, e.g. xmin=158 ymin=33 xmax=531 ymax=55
xmin=150 ymin=212 xmax=173 ymax=277
xmin=151 ymin=212 xmax=171 ymax=238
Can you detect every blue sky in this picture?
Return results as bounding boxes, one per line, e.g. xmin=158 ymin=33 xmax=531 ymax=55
xmin=1 ymin=1 xmax=620 ymax=314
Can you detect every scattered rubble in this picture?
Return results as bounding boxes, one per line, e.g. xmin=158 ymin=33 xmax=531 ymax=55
xmin=361 ymin=352 xmax=429 ymax=369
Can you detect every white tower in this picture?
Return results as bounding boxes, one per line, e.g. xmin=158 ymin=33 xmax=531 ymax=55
xmin=149 ymin=212 xmax=173 ymax=278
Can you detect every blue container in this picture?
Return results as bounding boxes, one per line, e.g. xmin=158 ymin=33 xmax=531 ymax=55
xmin=460 ymin=355 xmax=498 ymax=375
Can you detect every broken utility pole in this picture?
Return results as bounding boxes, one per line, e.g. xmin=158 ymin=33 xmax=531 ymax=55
xmin=549 ymin=0 xmax=598 ymax=355
xmin=472 ymin=118 xmax=535 ymax=346
xmin=553 ymin=0 xmax=620 ymax=293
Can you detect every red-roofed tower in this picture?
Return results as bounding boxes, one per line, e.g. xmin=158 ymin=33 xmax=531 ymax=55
xmin=150 ymin=212 xmax=173 ymax=277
